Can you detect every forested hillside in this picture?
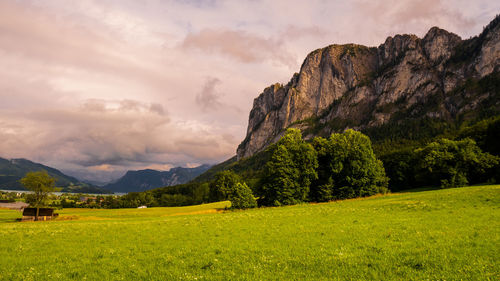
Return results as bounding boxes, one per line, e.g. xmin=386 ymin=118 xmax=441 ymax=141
xmin=0 ymin=157 xmax=110 ymax=194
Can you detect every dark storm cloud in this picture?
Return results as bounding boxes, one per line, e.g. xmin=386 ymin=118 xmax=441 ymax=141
xmin=195 ymin=77 xmax=223 ymax=111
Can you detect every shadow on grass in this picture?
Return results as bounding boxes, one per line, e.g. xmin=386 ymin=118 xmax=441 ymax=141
xmin=0 ymin=208 xmax=22 ymax=223
xmin=393 ymin=186 xmax=442 ymax=193
xmin=0 ymin=217 xmax=21 ymax=223
xmin=392 ymin=183 xmax=497 ymax=194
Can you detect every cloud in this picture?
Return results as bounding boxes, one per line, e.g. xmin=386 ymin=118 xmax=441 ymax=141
xmin=280 ymin=25 xmax=327 ymax=39
xmin=0 ymin=98 xmax=236 ymax=181
xmin=0 ymin=0 xmax=180 ymax=98
xmin=196 ymin=77 xmax=223 ymax=111
xmin=180 ymin=22 xmax=328 ymax=69
xmin=176 ymin=0 xmax=218 ymax=8
xmin=181 ymin=28 xmax=297 ymax=67
xmin=352 ymin=0 xmax=478 ymax=40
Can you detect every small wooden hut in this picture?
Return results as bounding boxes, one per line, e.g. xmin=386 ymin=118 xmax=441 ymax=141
xmin=22 ymin=208 xmax=58 ymax=221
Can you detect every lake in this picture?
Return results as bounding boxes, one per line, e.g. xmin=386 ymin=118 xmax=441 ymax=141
xmin=0 ymin=190 xmax=126 ymax=196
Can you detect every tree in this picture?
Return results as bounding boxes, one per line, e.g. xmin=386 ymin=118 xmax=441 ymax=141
xmin=379 ymin=148 xmax=417 ymax=191
xmin=311 ymin=129 xmax=388 ymax=201
xmin=260 ymin=128 xmax=318 ymax=206
xmin=414 ymin=138 xmax=499 ymax=188
xmin=208 ymin=170 xmax=257 ymax=209
xmin=228 ymin=182 xmax=257 ymax=209
xmin=209 ymin=171 xmax=241 ymax=202
xmin=20 ymin=171 xmax=58 ymax=221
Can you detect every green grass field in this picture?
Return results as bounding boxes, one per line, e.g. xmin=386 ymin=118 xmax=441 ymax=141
xmin=0 ymin=185 xmax=499 ymax=280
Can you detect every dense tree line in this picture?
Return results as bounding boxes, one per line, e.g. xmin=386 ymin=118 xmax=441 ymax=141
xmin=256 ymin=129 xmax=388 ymax=206
xmin=381 ymin=116 xmax=500 ymax=191
xmin=226 ymin=128 xmax=497 ymax=207
xmin=382 ymin=138 xmax=498 ymax=190
xmin=46 ymin=182 xmax=211 ymax=209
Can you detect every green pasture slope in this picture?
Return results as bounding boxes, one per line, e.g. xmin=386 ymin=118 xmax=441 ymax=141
xmin=0 ymin=185 xmax=498 ymax=280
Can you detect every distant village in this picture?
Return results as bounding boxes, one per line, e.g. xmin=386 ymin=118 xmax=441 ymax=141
xmin=0 ymin=190 xmax=123 ymax=210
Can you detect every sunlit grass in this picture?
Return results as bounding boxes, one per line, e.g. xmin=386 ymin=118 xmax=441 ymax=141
xmin=0 ymin=185 xmax=498 ymax=280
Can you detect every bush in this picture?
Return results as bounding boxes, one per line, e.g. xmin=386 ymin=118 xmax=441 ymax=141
xmin=209 ymin=171 xmax=241 ymax=202
xmin=229 ymin=182 xmax=257 ymax=209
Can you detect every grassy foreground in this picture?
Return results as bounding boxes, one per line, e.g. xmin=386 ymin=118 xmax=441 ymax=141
xmin=0 ymin=185 xmax=498 ymax=280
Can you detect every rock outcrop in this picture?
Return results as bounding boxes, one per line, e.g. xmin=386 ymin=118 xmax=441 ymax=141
xmin=237 ymin=16 xmax=500 ymax=159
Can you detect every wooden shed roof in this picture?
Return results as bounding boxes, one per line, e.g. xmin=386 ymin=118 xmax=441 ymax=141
xmin=22 ymin=208 xmax=55 ymax=216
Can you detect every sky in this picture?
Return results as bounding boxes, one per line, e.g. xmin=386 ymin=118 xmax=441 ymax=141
xmin=0 ymin=0 xmax=498 ymax=183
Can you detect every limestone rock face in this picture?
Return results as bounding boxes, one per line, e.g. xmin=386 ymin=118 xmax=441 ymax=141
xmin=423 ymin=27 xmax=461 ymax=63
xmin=237 ymin=16 xmax=500 ymax=159
xmin=475 ymin=20 xmax=500 ymax=77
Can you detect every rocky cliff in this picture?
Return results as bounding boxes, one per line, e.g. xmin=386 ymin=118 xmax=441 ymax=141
xmin=237 ymin=16 xmax=500 ymax=159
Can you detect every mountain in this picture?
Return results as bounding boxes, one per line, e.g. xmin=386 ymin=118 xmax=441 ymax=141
xmin=103 ymin=164 xmax=212 ymax=193
xmin=0 ymin=157 xmax=111 ymax=194
xmin=237 ymin=16 xmax=500 ymax=159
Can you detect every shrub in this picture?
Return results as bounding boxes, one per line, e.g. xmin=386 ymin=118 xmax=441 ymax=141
xmin=229 ymin=182 xmax=257 ymax=209
xmin=209 ymin=171 xmax=241 ymax=202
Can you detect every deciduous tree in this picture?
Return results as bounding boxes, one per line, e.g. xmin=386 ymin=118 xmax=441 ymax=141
xmin=20 ymin=170 xmax=58 ymax=220
xmin=260 ymin=128 xmax=318 ymax=206
xmin=228 ymin=182 xmax=257 ymax=209
xmin=415 ymin=138 xmax=499 ymax=188
xmin=209 ymin=171 xmax=241 ymax=202
xmin=311 ymin=129 xmax=388 ymax=201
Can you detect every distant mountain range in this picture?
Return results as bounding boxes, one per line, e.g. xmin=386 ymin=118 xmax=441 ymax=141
xmin=0 ymin=157 xmax=111 ymax=194
xmin=0 ymin=156 xmax=211 ymax=194
xmin=102 ymin=164 xmax=212 ymax=193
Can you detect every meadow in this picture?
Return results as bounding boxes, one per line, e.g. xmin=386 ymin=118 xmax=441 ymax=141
xmin=0 ymin=185 xmax=498 ymax=280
